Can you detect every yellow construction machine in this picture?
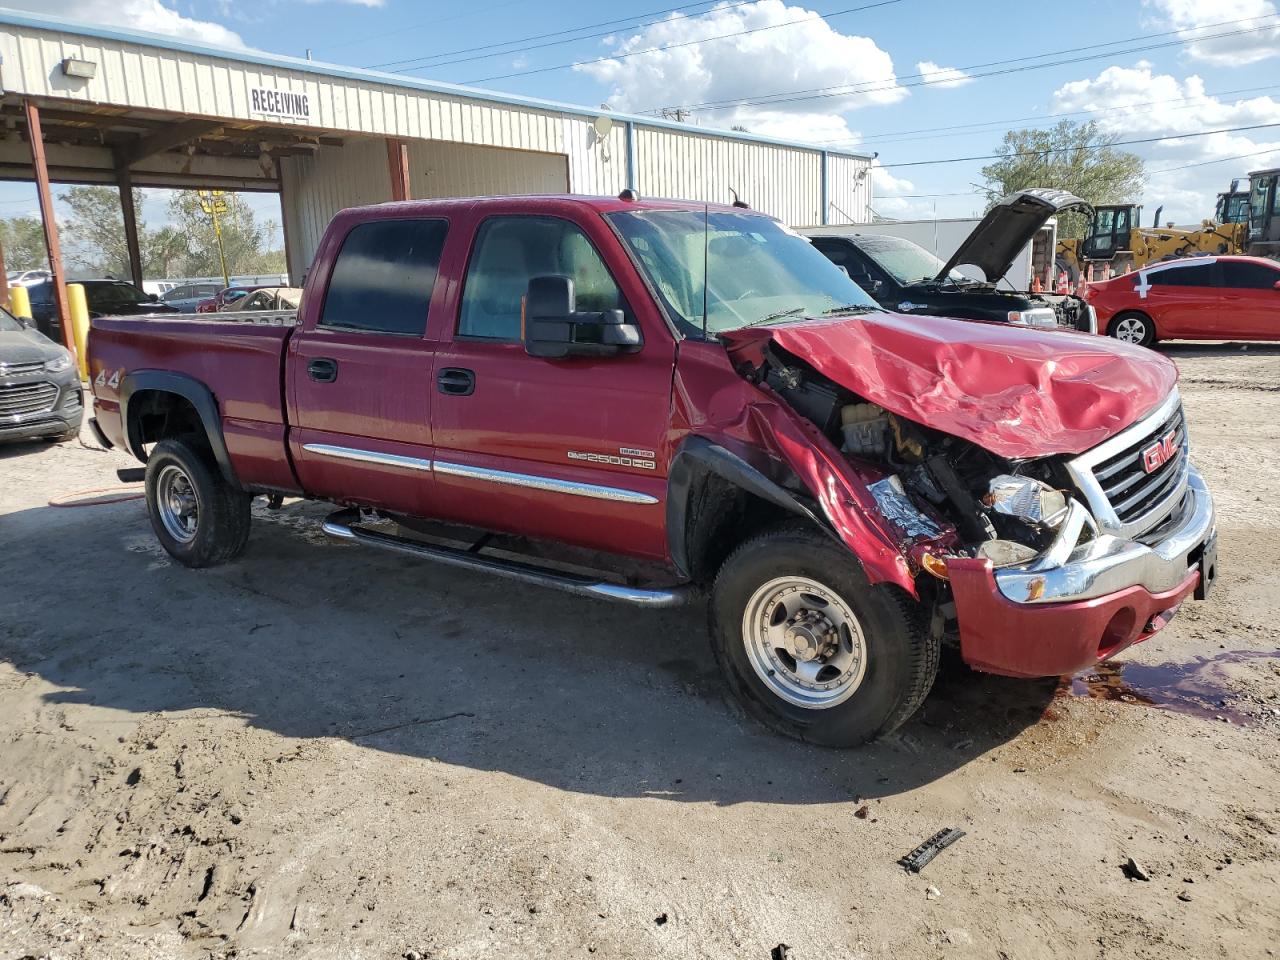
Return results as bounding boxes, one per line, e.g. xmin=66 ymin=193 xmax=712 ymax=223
xmin=1056 ymin=202 xmax=1249 ymax=282
xmin=1245 ymin=167 xmax=1280 ymax=258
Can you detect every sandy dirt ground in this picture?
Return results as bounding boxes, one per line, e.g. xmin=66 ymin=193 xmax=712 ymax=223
xmin=1 ymin=343 xmax=1278 ymax=960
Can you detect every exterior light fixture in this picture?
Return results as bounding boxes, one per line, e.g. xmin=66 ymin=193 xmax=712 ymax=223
xmin=61 ymin=57 xmax=97 ymax=80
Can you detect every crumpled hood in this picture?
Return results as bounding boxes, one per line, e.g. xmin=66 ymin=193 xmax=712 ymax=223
xmin=722 ymin=311 xmax=1178 ymax=460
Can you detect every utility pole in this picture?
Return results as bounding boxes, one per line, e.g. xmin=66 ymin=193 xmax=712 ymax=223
xmin=660 ymin=108 xmax=691 ymax=123
xmin=197 ymin=190 xmax=231 ymax=288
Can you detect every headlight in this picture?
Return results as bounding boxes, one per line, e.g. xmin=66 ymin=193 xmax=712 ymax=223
xmin=984 ymin=475 xmax=1069 ymax=529
xmin=1007 ymin=308 xmax=1057 ymax=328
xmin=44 ymin=351 xmax=73 ymax=373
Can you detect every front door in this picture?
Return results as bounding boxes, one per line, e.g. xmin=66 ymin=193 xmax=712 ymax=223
xmin=288 ymin=216 xmax=450 ymax=516
xmin=429 ymin=207 xmax=677 ymax=562
xmin=1220 ymin=259 xmax=1280 ymax=338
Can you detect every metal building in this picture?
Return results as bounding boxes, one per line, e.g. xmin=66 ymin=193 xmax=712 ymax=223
xmin=0 ymin=9 xmax=873 ymax=336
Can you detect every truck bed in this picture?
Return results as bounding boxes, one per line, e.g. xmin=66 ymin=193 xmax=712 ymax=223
xmin=89 ymin=313 xmax=297 ymax=491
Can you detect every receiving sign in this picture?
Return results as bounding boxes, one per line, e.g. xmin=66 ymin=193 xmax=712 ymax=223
xmin=250 ymin=86 xmax=311 ymax=121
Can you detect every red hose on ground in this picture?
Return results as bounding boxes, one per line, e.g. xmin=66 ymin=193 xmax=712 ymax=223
xmin=48 ymin=486 xmax=146 ymax=508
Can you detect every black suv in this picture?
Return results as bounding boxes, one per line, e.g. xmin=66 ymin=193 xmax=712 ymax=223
xmin=29 ymin=278 xmax=180 ymax=343
xmin=809 ymin=189 xmax=1096 ymax=333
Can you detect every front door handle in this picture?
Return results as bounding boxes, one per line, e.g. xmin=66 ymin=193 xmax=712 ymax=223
xmin=437 ymin=367 xmax=475 ymax=396
xmin=308 ymin=358 xmax=338 ymax=382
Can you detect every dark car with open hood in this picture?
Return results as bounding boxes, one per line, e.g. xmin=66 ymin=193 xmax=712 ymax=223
xmin=0 ymin=307 xmax=83 ymax=444
xmin=85 ymin=194 xmax=1216 ymax=748
xmin=809 ymin=189 xmax=1096 ymax=333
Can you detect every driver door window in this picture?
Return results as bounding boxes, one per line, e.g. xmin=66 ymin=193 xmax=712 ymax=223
xmin=458 ymin=216 xmax=626 ymax=340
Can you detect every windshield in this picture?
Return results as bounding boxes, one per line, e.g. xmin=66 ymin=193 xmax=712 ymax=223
xmin=0 ymin=308 xmax=23 ymax=332
xmin=855 ymin=235 xmax=969 ymax=285
xmin=606 ymin=209 xmax=877 ymax=336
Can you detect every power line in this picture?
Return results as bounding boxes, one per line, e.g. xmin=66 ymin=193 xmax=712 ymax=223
xmin=369 ymin=0 xmax=758 ymax=71
xmin=461 ymin=0 xmax=905 ymax=83
xmin=651 ymin=17 xmax=1279 ymax=113
xmin=1147 ymin=147 xmax=1280 ymax=176
xmin=818 ymin=83 xmax=1280 ymax=148
xmin=879 ymin=121 xmax=1280 ymax=169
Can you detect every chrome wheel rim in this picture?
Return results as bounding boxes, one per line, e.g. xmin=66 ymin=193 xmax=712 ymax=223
xmin=741 ymin=576 xmax=868 ymax=710
xmin=156 ymin=464 xmax=200 ymax=544
xmin=1115 ymin=317 xmax=1147 ymax=343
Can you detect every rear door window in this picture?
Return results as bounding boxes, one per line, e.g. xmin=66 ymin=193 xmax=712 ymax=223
xmin=1221 ymin=261 xmax=1280 ymax=289
xmin=320 ymin=218 xmax=449 ymax=336
xmin=1148 ymin=263 xmax=1219 ymax=287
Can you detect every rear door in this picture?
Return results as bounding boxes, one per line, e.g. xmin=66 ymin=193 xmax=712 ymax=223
xmin=1138 ymin=261 xmax=1222 ymax=338
xmin=428 ymin=203 xmax=677 ymax=561
xmin=1219 ymin=259 xmax=1280 ymax=339
xmin=287 ymin=215 xmax=450 ymax=516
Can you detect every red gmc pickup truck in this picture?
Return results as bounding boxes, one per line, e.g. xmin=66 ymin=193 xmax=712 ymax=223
xmin=87 ymin=194 xmax=1218 ymax=747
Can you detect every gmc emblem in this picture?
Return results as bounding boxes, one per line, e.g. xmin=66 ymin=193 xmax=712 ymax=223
xmin=1142 ymin=430 xmax=1179 ymax=473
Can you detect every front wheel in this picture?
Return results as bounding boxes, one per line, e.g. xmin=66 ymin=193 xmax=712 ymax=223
xmin=1109 ymin=311 xmax=1156 ymax=347
xmin=709 ymin=523 xmax=938 ymax=747
xmin=145 ymin=438 xmax=252 ymax=568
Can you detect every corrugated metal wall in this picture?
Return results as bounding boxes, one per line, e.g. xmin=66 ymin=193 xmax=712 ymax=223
xmin=280 ymin=139 xmax=569 ymax=277
xmin=634 ymin=126 xmax=825 ymax=225
xmin=824 ymin=153 xmax=873 ymax=226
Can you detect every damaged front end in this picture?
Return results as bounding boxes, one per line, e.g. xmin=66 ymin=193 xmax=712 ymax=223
xmin=721 ymin=333 xmax=1216 ymax=679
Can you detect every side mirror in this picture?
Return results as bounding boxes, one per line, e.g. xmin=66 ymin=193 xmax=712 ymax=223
xmin=869 ymin=279 xmax=884 ymax=294
xmin=1273 ymin=280 xmax=1280 ymax=292
xmin=523 ymin=275 xmax=642 ymax=359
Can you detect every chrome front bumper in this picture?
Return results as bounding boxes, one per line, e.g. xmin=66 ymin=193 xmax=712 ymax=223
xmin=995 ymin=465 xmax=1216 ymax=604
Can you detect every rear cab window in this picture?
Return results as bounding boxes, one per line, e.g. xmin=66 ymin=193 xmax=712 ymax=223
xmin=320 ymin=218 xmax=450 ymax=336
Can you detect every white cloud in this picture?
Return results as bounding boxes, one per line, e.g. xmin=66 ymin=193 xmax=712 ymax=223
xmin=1143 ymin=0 xmax=1280 ymax=64
xmin=575 ymin=0 xmax=904 ymax=141
xmin=916 ymin=60 xmax=972 ymax=89
xmin=869 ymin=162 xmax=938 ymax=219
xmin=1052 ymin=62 xmax=1280 ymax=222
xmin=14 ymin=0 xmax=243 ymax=45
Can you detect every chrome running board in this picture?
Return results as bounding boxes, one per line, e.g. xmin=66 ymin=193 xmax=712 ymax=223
xmin=321 ymin=509 xmax=692 ymax=608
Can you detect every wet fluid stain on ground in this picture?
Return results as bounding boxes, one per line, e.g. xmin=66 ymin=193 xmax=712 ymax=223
xmin=1062 ymin=649 xmax=1280 ymax=727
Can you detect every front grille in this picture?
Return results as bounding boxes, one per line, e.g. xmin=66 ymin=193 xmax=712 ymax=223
xmin=1090 ymin=405 xmax=1187 ymax=526
xmin=0 ymin=380 xmax=59 ymax=419
xmin=0 ymin=360 xmax=46 ymax=378
xmin=1068 ymin=396 xmax=1190 ymax=537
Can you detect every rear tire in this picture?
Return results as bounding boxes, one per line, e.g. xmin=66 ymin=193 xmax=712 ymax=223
xmin=709 ymin=523 xmax=937 ymax=747
xmin=1109 ymin=311 xmax=1156 ymax=347
xmin=145 ymin=438 xmax=252 ymax=568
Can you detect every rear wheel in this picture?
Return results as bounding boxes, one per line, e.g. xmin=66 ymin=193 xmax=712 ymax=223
xmin=709 ymin=523 xmax=937 ymax=747
xmin=1109 ymin=311 xmax=1155 ymax=347
xmin=145 ymin=438 xmax=252 ymax=567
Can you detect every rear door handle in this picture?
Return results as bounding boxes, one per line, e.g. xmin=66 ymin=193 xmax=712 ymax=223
xmin=437 ymin=367 xmax=475 ymax=396
xmin=308 ymin=358 xmax=338 ymax=382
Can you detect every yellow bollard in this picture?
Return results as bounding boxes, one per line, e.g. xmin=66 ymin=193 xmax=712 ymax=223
xmin=8 ymin=284 xmax=32 ymax=320
xmin=67 ymin=283 xmax=90 ymax=381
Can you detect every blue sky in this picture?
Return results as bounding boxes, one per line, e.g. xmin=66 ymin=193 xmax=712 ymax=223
xmin=3 ymin=0 xmax=1279 ymax=265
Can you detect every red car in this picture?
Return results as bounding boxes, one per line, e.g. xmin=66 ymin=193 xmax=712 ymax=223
xmin=1086 ymin=255 xmax=1280 ymax=346
xmin=85 ymin=195 xmax=1217 ymax=747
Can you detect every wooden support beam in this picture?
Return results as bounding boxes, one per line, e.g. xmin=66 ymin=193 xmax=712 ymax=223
xmin=23 ymin=100 xmax=73 ymax=354
xmin=119 ymin=119 xmax=224 ymax=167
xmin=386 ymin=138 xmax=410 ymax=202
xmin=114 ymin=152 xmax=144 ymax=288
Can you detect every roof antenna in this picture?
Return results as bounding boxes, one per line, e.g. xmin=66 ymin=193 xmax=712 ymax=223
xmin=729 ymin=187 xmax=750 ymax=209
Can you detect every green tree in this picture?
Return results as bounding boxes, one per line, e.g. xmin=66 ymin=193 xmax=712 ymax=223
xmin=59 ymin=185 xmax=187 ymax=278
xmin=978 ymin=121 xmax=1146 ymax=238
xmin=167 ymin=192 xmax=285 ymax=279
xmin=0 ymin=216 xmax=48 ymax=272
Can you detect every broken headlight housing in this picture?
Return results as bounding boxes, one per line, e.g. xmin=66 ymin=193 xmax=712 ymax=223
xmin=984 ymin=474 xmax=1069 ymax=530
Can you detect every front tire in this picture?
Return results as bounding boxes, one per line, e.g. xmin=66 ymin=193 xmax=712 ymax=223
xmin=145 ymin=438 xmax=252 ymax=568
xmin=710 ymin=523 xmax=938 ymax=747
xmin=1109 ymin=311 xmax=1156 ymax=347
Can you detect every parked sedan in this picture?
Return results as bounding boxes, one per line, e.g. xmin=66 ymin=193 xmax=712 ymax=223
xmin=0 ymin=307 xmax=82 ymax=444
xmin=160 ymin=281 xmax=222 ymax=313
xmin=1086 ymin=255 xmax=1280 ymax=345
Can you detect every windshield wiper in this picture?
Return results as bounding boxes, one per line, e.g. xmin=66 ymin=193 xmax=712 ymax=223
xmin=821 ymin=303 xmax=878 ymax=316
xmin=739 ymin=306 xmax=808 ymax=328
